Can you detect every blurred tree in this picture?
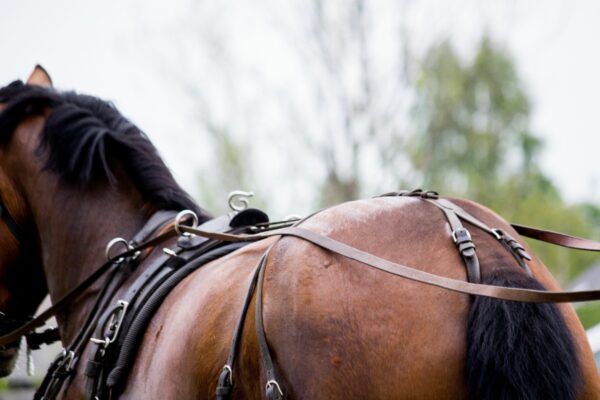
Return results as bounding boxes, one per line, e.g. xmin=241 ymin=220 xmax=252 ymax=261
xmin=409 ymin=37 xmax=540 ymax=203
xmin=407 ymin=37 xmax=599 ymax=281
xmin=285 ymin=0 xmax=411 ymax=207
xmin=146 ymin=0 xmax=598 ymax=283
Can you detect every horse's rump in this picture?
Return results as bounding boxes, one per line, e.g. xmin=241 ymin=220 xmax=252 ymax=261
xmin=124 ymin=195 xmax=589 ymax=399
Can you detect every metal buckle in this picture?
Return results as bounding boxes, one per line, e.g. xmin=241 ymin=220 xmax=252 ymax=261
xmin=90 ymin=300 xmax=129 ymax=349
xmin=56 ymin=349 xmax=76 ymax=372
xmin=452 ymin=228 xmax=471 ymax=244
xmin=491 ymin=228 xmax=504 ymax=240
xmin=266 ymin=379 xmax=284 ymax=397
xmin=222 ymin=364 xmax=233 ymax=384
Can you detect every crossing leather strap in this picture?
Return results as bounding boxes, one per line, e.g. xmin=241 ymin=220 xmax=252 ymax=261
xmin=1 ymin=199 xmax=599 ymax=347
xmin=435 ymin=201 xmax=481 ymax=283
xmin=176 ymin=225 xmax=600 ymax=304
xmin=426 ymin=197 xmax=600 ymax=252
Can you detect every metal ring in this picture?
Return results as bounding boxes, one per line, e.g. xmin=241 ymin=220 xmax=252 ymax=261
xmin=105 ymin=238 xmax=133 ymax=262
xmin=174 ymin=210 xmax=198 ymax=236
xmin=266 ymin=380 xmax=284 ymax=396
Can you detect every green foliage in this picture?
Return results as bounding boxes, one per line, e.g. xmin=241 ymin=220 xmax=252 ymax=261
xmin=409 ymin=37 xmax=540 ymax=201
xmin=407 ymin=37 xmax=599 ymax=282
xmin=576 ymin=303 xmax=600 ymax=330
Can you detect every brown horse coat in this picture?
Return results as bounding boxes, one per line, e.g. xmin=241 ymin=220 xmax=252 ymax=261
xmin=0 ymin=67 xmax=598 ymax=399
xmin=119 ymin=198 xmax=600 ymax=399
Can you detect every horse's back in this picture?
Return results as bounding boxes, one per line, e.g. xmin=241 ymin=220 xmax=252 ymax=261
xmin=261 ymin=197 xmax=472 ymax=399
xmin=123 ymin=197 xmax=600 ymax=399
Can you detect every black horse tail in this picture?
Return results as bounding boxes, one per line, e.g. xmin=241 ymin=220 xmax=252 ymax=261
xmin=466 ymin=269 xmax=582 ymax=400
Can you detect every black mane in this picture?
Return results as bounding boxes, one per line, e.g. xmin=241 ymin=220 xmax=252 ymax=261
xmin=0 ymin=80 xmax=209 ymax=220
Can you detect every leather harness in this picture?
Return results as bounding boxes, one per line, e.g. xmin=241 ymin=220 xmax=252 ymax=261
xmin=0 ymin=189 xmax=598 ymax=399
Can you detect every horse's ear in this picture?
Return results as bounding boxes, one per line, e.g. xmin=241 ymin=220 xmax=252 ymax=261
xmin=26 ymin=65 xmax=53 ymax=87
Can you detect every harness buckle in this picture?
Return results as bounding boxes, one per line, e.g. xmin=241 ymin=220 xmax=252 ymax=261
xmin=266 ymin=379 xmax=284 ymax=398
xmin=491 ymin=228 xmax=504 ymax=240
xmin=56 ymin=349 xmax=76 ymax=372
xmin=452 ymin=228 xmax=472 ymax=244
xmin=90 ymin=300 xmax=129 ymax=349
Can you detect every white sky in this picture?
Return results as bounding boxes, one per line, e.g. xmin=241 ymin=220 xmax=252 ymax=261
xmin=1 ymin=0 xmax=599 ymax=216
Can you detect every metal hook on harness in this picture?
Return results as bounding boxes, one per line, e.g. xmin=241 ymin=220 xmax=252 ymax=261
xmin=174 ymin=210 xmax=199 ymax=237
xmin=228 ymin=191 xmax=254 ymax=211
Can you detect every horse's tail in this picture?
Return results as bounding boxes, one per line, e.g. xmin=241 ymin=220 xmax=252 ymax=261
xmin=466 ymin=269 xmax=582 ymax=400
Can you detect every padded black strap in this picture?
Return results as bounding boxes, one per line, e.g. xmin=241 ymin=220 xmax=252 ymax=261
xmin=105 ymin=242 xmax=248 ymax=391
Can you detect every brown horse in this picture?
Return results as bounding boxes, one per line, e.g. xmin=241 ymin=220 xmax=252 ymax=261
xmin=0 ymin=66 xmax=599 ymax=399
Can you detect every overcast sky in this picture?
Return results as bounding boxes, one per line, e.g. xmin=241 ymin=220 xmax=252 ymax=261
xmin=1 ymin=0 xmax=598 ymax=215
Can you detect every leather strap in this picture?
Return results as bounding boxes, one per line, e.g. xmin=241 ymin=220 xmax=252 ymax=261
xmin=216 ymin=257 xmax=264 ymax=400
xmin=255 ymin=251 xmax=284 ymax=400
xmin=264 ymin=227 xmax=600 ymax=303
xmin=175 ymin=225 xmax=600 ymax=303
xmin=0 ymin=229 xmax=178 ymax=347
xmin=512 ymin=224 xmax=600 ymax=251
xmin=435 ymin=201 xmax=481 ymax=283
xmin=4 ymin=199 xmax=600 ymax=347
xmin=429 ymin=197 xmax=600 ymax=252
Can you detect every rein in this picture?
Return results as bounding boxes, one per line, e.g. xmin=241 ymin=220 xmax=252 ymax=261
xmin=0 ymin=228 xmax=178 ymax=347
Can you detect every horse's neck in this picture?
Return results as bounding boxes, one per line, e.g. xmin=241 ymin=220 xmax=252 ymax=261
xmin=31 ymin=180 xmax=152 ymax=343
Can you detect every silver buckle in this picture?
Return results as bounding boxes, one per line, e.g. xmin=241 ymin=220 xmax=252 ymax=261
xmin=266 ymin=380 xmax=284 ymax=397
xmin=90 ymin=300 xmax=129 ymax=348
xmin=452 ymin=228 xmax=471 ymax=243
